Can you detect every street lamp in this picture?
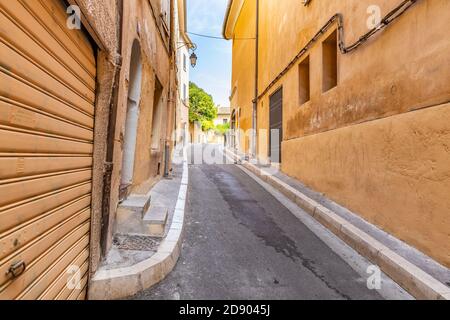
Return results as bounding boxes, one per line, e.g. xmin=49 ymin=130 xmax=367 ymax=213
xmin=189 ymin=51 xmax=198 ymax=68
xmin=177 ymin=43 xmax=198 ymax=68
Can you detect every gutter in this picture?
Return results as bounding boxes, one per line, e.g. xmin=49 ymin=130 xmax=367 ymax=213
xmin=164 ymin=0 xmax=177 ymax=177
xmin=222 ymin=0 xmax=233 ymax=39
xmin=222 ymin=0 xmax=245 ymax=40
xmin=181 ymin=0 xmax=194 ymax=48
xmin=252 ymin=0 xmax=259 ymax=157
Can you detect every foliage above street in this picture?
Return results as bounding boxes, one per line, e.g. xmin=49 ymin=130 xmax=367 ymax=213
xmin=189 ymin=82 xmax=217 ymax=131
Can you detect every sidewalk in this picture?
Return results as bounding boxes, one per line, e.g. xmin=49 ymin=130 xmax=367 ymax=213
xmin=88 ymin=148 xmax=189 ymax=300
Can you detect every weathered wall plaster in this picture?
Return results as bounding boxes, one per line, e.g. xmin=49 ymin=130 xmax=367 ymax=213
xmin=230 ymin=0 xmax=450 ymax=266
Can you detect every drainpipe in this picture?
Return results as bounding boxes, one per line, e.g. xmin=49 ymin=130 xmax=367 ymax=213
xmin=100 ymin=0 xmax=123 ymax=256
xmin=252 ymin=0 xmax=259 ymax=158
xmin=164 ymin=0 xmax=176 ymax=178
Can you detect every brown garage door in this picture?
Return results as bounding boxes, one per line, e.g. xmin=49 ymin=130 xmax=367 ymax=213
xmin=0 ymin=0 xmax=96 ymax=300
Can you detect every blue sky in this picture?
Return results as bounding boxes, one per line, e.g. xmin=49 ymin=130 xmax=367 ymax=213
xmin=187 ymin=0 xmax=232 ymax=108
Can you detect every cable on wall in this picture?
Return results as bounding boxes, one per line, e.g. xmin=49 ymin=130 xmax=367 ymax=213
xmin=254 ymin=0 xmax=419 ymax=102
xmin=187 ymin=31 xmax=255 ymax=40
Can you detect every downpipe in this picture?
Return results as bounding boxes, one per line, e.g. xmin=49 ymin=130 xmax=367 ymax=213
xmin=163 ymin=140 xmax=171 ymax=178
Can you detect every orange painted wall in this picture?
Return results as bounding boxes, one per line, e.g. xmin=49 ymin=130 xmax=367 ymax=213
xmin=230 ymin=0 xmax=256 ymax=154
xmin=229 ymin=0 xmax=450 ymax=266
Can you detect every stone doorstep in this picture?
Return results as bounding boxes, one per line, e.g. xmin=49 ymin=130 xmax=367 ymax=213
xmin=226 ymin=148 xmax=450 ymax=301
xmin=115 ymin=193 xmax=153 ymax=235
xmin=147 ymin=224 xmax=165 ymax=238
xmin=144 ymin=206 xmax=168 ymax=238
xmin=144 ymin=206 xmax=168 ymax=223
xmin=115 ymin=207 xmax=146 ymax=235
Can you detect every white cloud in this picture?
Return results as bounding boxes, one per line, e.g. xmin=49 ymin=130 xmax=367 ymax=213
xmin=187 ymin=0 xmax=228 ymax=35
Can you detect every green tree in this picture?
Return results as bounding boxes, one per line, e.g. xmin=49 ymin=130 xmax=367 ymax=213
xmin=201 ymin=119 xmax=215 ymax=132
xmin=214 ymin=122 xmax=230 ymax=135
xmin=189 ymin=82 xmax=217 ymax=131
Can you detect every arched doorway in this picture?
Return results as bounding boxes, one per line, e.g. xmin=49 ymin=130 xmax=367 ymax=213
xmin=151 ymin=78 xmax=164 ymax=152
xmin=120 ymin=40 xmax=143 ymax=199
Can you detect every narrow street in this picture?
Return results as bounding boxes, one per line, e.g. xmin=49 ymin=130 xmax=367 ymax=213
xmin=132 ymin=145 xmax=384 ymax=300
xmin=1 ymin=0 xmax=448 ymax=303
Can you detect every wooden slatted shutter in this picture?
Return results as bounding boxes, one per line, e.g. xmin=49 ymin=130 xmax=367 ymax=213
xmin=0 ymin=0 xmax=96 ymax=300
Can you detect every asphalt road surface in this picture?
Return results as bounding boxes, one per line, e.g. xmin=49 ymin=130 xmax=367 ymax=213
xmin=131 ymin=146 xmax=387 ymax=300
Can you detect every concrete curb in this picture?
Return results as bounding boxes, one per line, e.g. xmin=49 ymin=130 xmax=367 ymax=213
xmin=224 ymin=148 xmax=450 ymax=300
xmin=88 ymin=149 xmax=189 ymax=300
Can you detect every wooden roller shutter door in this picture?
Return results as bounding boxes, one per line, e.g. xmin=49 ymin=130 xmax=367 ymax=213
xmin=0 ymin=0 xmax=96 ymax=300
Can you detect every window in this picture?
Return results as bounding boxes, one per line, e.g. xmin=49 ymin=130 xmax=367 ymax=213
xmin=223 ymin=119 xmax=228 ymax=124
xmin=183 ymin=54 xmax=187 ymax=71
xmin=298 ymin=56 xmax=310 ymax=105
xmin=183 ymin=84 xmax=187 ymax=101
xmin=322 ymin=30 xmax=338 ymax=92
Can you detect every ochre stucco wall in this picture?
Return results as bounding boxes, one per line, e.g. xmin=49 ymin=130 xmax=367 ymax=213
xmin=256 ymin=0 xmax=450 ymax=142
xmin=76 ymin=0 xmax=118 ymax=52
xmin=229 ymin=0 xmax=450 ymax=266
xmin=105 ymin=0 xmax=172 ymax=251
xmin=282 ymin=103 xmax=450 ymax=267
xmin=230 ymin=0 xmax=256 ymax=153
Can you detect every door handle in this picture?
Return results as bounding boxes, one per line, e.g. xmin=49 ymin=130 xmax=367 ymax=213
xmin=6 ymin=260 xmax=26 ymax=279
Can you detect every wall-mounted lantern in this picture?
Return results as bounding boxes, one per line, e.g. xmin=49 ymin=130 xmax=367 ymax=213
xmin=177 ymin=42 xmax=198 ymax=68
xmin=190 ymin=51 xmax=198 ymax=68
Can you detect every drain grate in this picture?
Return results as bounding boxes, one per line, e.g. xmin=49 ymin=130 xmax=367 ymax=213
xmin=113 ymin=234 xmax=160 ymax=251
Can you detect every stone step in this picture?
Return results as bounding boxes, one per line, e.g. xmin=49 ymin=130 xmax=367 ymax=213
xmin=115 ymin=193 xmax=152 ymax=235
xmin=119 ymin=193 xmax=152 ymax=218
xmin=143 ymin=206 xmax=168 ymax=238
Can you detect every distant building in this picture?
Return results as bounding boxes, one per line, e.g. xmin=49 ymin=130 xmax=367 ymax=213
xmin=175 ymin=0 xmax=194 ymax=147
xmin=214 ymin=107 xmax=231 ymax=126
xmin=207 ymin=107 xmax=231 ymax=145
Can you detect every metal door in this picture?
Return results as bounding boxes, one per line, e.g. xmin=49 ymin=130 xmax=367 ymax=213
xmin=269 ymin=88 xmax=283 ymax=164
xmin=0 ymin=0 xmax=96 ymax=300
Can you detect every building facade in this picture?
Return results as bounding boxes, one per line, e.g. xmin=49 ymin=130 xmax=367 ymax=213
xmin=212 ymin=107 xmax=231 ymax=145
xmin=0 ymin=0 xmax=183 ymax=299
xmin=224 ymin=0 xmax=450 ymax=267
xmin=175 ymin=0 xmax=193 ymax=147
